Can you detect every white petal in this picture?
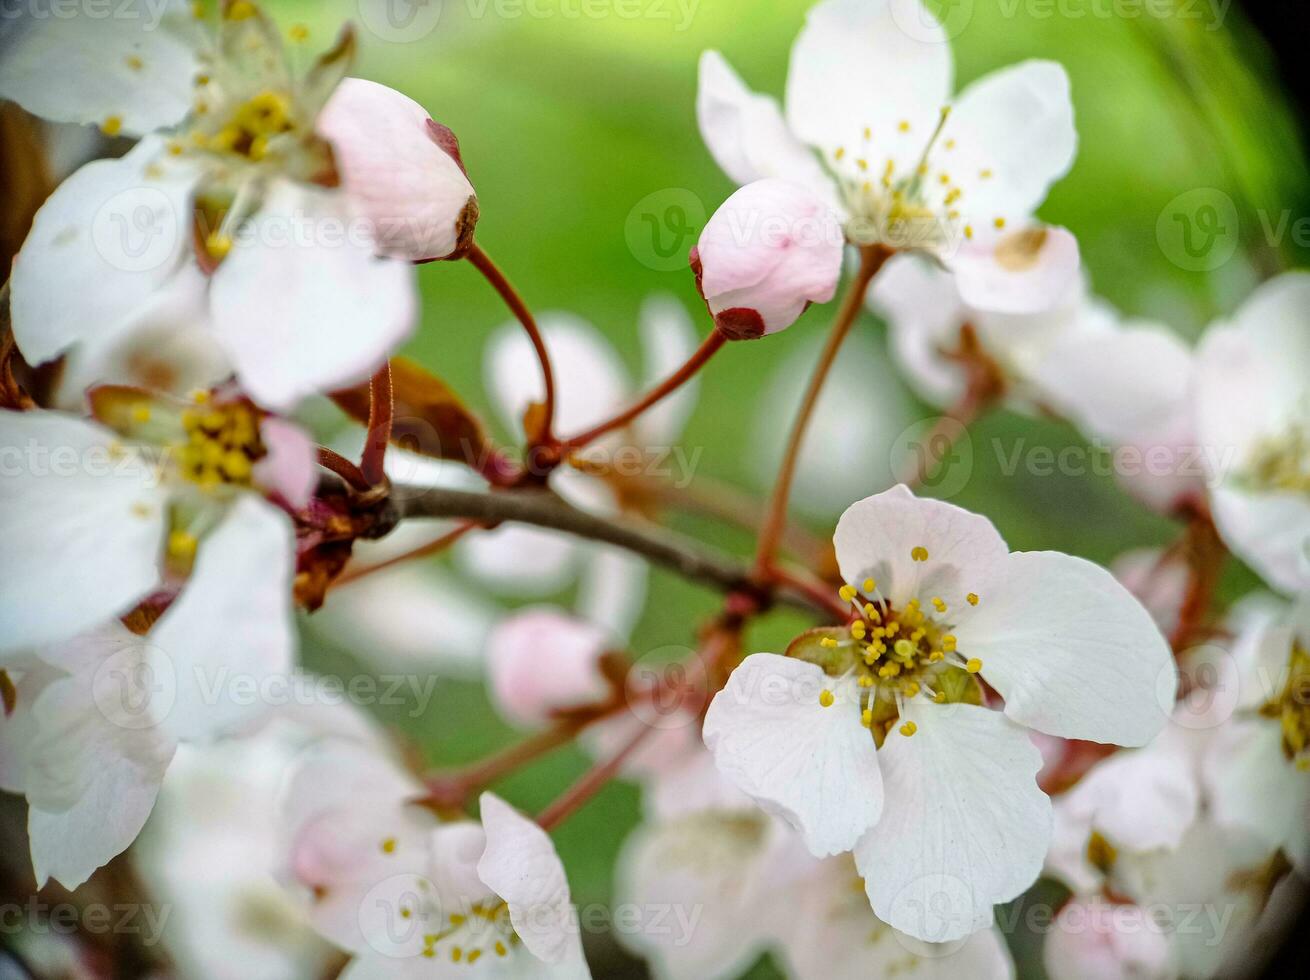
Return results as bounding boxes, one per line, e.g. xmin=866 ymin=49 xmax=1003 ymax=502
xmin=148 ymin=496 xmax=296 ymax=741
xmin=702 ymin=654 xmax=882 ymax=857
xmin=1209 ymin=485 xmax=1310 ymax=596
xmin=868 ymin=253 xmax=969 ymax=407
xmin=484 ymin=315 xmax=628 ymax=437
xmin=209 ymin=181 xmax=417 ymax=411
xmin=487 ymin=608 xmax=610 ymax=729
xmin=833 ymin=485 xmax=1010 ymax=611
xmin=955 ymin=551 xmax=1174 ymax=746
xmin=633 ymin=293 xmax=699 ymax=447
xmin=0 ymin=661 xmax=62 ymax=792
xmin=0 ymin=411 xmax=166 ymax=653
xmin=476 ymin=793 xmax=589 ymax=972
xmin=317 ymin=77 xmax=477 ymax=261
xmin=25 ymin=627 xmax=176 ymax=889
xmin=0 ymin=2 xmax=199 ymax=136
xmin=574 ymin=544 xmax=649 ymax=642
xmin=615 ymin=810 xmax=777 ymax=980
xmin=1203 ymin=719 xmax=1310 ymax=872
xmin=947 ymin=225 xmax=1082 ymax=316
xmin=855 ymin=703 xmax=1050 ymax=943
xmin=943 ymin=61 xmax=1077 ymax=224
xmin=458 ymin=524 xmax=581 ymax=596
xmin=10 ymin=138 xmax=194 ymax=365
xmin=785 ymin=0 xmax=953 ymax=155
xmin=53 ymin=264 xmax=230 ymax=412
xmin=1043 ymin=899 xmax=1175 ymax=980
xmin=696 ymin=50 xmax=835 ymax=199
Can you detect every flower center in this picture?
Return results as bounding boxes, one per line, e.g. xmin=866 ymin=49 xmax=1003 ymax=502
xmin=1260 ymin=641 xmax=1310 ymax=770
xmin=1244 ymin=420 xmax=1310 ymax=495
xmin=825 ymin=108 xmax=1003 ymax=252
xmin=798 ymin=548 xmax=985 ymax=745
xmin=418 ymin=900 xmax=521 ymax=965
xmin=192 ymin=89 xmax=298 ymax=163
xmin=174 ymin=397 xmax=265 ymax=491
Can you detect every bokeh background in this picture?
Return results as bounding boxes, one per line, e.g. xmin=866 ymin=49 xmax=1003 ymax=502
xmin=2 ymin=0 xmax=1307 ymax=976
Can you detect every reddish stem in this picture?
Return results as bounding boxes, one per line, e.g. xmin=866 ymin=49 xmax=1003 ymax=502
xmin=553 ymin=329 xmax=728 ymax=453
xmin=769 ymin=564 xmax=849 ymax=621
xmin=466 ymin=244 xmax=556 ymax=444
xmin=316 ymin=446 xmax=371 ymax=492
xmin=333 ymin=520 xmax=480 ymax=587
xmin=536 ymin=721 xmax=654 ymax=832
xmin=359 ymin=361 xmax=394 ymax=487
xmin=753 ymin=246 xmax=891 ymax=579
xmin=425 ymin=722 xmax=580 ymax=807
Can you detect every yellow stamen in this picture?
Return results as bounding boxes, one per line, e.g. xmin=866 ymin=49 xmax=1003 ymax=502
xmin=899 ymin=721 xmax=918 ymax=737
xmin=911 ymin=546 xmax=929 ymax=562
xmin=819 ymin=689 xmax=835 ymax=708
xmin=966 ymin=657 xmax=983 ymax=674
xmin=100 ymin=115 xmax=123 ymax=137
xmin=967 ymin=593 xmax=980 ymax=606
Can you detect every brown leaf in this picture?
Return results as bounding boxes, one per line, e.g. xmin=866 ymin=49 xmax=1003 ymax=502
xmin=1 ymin=669 xmax=16 ymax=717
xmin=0 ymin=103 xmax=53 ymax=278
xmin=331 ymin=357 xmax=493 ymax=468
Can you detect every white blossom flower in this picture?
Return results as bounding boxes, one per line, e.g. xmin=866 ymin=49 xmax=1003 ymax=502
xmin=1195 ymin=272 xmax=1310 ymax=594
xmin=1200 ymin=593 xmax=1310 ymax=872
xmin=0 ymin=512 xmax=296 ymax=888
xmin=703 ymin=485 xmax=1174 ymax=942
xmin=0 ymin=394 xmax=310 ymax=654
xmin=487 ymin=607 xmax=612 ymax=730
xmin=134 ymin=702 xmax=387 ymax=980
xmin=2 ymin=3 xmax=446 ymax=411
xmin=286 ymin=741 xmax=590 ymax=978
xmin=697 ymin=0 xmax=1079 ymax=312
xmin=692 ymin=178 xmax=844 ymax=338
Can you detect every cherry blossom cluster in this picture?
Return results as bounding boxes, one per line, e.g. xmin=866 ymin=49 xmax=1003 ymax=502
xmin=0 ymin=1 xmax=1306 ymax=978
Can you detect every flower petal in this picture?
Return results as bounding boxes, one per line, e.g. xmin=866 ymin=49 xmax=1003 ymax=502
xmin=947 ymin=225 xmax=1081 ymax=316
xmin=855 ymin=703 xmax=1050 ymax=943
xmin=10 ymin=138 xmax=195 ymax=365
xmin=954 ymin=551 xmax=1174 ymax=746
xmin=487 ymin=608 xmax=610 ymax=729
xmin=943 ymin=61 xmax=1077 ymax=225
xmin=785 ymin=0 xmax=953 ymax=156
xmin=148 ymin=496 xmax=296 ymax=741
xmin=209 ymin=181 xmax=417 ymax=412
xmin=476 ymin=793 xmax=589 ymax=972
xmin=317 ymin=77 xmax=477 ymax=261
xmin=833 ymin=485 xmax=1010 ymax=611
xmin=868 ymin=254 xmax=969 ymax=407
xmin=697 ymin=50 xmax=835 ymax=201
xmin=0 ymin=3 xmax=199 ymax=136
xmin=1209 ymin=486 xmax=1310 ymax=596
xmin=1043 ymin=899 xmax=1175 ymax=980
xmin=703 ymin=653 xmax=883 ymax=857
xmin=0 ymin=411 xmax=166 ymax=653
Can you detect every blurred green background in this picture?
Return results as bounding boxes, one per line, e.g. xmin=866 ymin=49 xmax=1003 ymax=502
xmin=256 ymin=0 xmax=1309 ymax=975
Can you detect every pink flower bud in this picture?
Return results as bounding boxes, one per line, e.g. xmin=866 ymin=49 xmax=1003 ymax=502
xmin=317 ymin=77 xmax=478 ymax=262
xmin=691 ymin=178 xmax=843 ymax=339
xmin=487 ymin=608 xmax=611 ymax=729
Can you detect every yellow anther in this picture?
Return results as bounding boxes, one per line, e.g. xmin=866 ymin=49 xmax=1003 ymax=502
xmin=945 ymin=138 xmax=956 ymax=150
xmin=451 ymin=947 xmax=463 ymax=962
xmin=400 ymin=908 xmax=411 ymax=919
xmin=902 ymin=681 xmax=921 ymax=698
xmin=380 ymin=837 xmax=397 ymax=854
xmin=964 ymin=224 xmax=974 ymax=240
xmin=289 ymin=23 xmax=309 ymax=41
xmin=980 ymin=168 xmax=993 ymax=179
xmin=226 ymin=0 xmax=256 ymax=19
xmin=221 ymin=450 xmax=252 ymax=481
xmin=994 ymin=217 xmax=1006 ymax=229
xmin=942 ymin=635 xmax=957 ymax=652
xmin=863 ymin=602 xmax=877 ymax=617
xmin=863 ymin=126 xmax=872 ymax=140
xmin=131 ymin=405 xmax=151 ymax=424
xmin=933 ymin=691 xmax=946 ymax=703
xmin=862 ymin=578 xmax=877 ymax=593
xmin=911 ymin=546 xmax=929 ymax=562
xmin=839 ymin=584 xmax=858 ymax=603
xmin=861 ymin=709 xmax=874 ymax=728
xmin=967 ymin=593 xmax=980 ymax=606
xmin=885 ymin=622 xmax=900 ymax=637
xmin=100 ymin=115 xmax=123 ymax=137
xmin=857 ymin=675 xmax=874 ymax=687
xmin=167 ymin=530 xmax=198 ymax=561
xmin=167 ymin=141 xmax=184 ymax=156
xmin=899 ymin=721 xmax=918 ymax=737
xmin=850 ymin=621 xmax=867 ymax=640
xmin=422 ymin=948 xmax=435 ymax=959
xmin=931 ymin=597 xmax=946 ymax=612
xmin=944 ymin=187 xmax=962 ymax=205
xmin=191 ymin=0 xmax=206 ymax=17
xmin=857 ymin=158 xmax=869 ymax=171
xmin=928 ymin=650 xmax=945 ymax=663
xmin=819 ymin=689 xmax=835 ymax=708
xmin=126 ymin=55 xmax=144 ymax=71
xmin=468 ymin=950 xmax=483 ymax=964
xmin=898 ymin=120 xmax=910 ymax=133
xmin=448 ymin=914 xmax=466 ymax=926
xmin=878 ymin=663 xmax=901 ymax=678
xmin=206 ymin=233 xmax=234 ymax=260
xmin=966 ymin=657 xmax=983 ymax=674
xmin=938 ymin=173 xmax=950 ymax=185
xmin=910 ymin=628 xmax=925 ymax=642
xmin=834 ymin=147 xmax=846 ymax=161
xmin=819 ymin=636 xmax=838 ymax=650
xmin=495 ymin=941 xmax=508 ymax=957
